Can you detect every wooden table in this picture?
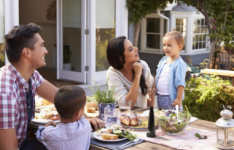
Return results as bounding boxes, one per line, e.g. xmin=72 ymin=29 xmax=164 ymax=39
xmin=89 ymin=109 xmax=216 ymax=150
xmin=30 ymin=109 xmax=216 ymax=150
xmin=201 ymin=69 xmax=234 ymax=86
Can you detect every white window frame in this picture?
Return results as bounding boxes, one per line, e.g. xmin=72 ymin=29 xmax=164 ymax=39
xmin=171 ymin=14 xmax=190 ymax=54
xmin=4 ymin=0 xmax=19 ymax=64
xmin=192 ymin=17 xmax=208 ymax=52
xmin=141 ymin=13 xmax=164 ymax=53
xmin=174 ymin=17 xmax=187 ymax=53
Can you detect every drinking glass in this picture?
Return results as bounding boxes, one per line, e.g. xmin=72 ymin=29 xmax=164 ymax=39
xmin=118 ymin=101 xmax=131 ymax=116
xmin=104 ymin=108 xmax=118 ymax=128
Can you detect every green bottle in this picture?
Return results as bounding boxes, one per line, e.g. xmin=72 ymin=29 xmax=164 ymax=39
xmin=147 ymin=106 xmax=156 ymax=137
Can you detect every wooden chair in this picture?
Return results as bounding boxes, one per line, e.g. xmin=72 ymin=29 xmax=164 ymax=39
xmin=217 ymin=52 xmax=234 ymax=69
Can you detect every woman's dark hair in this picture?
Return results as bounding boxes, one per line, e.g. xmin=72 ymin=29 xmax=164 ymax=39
xmin=106 ymin=36 xmax=148 ymax=96
xmin=5 ymin=23 xmax=42 ymax=64
xmin=54 ymin=86 xmax=86 ymax=119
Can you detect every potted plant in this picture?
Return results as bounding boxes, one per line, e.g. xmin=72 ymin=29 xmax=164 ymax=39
xmin=90 ymin=79 xmax=115 ymax=120
xmin=63 ymin=45 xmax=72 ymax=70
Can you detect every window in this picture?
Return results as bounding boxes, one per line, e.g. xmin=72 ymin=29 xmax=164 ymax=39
xmin=175 ymin=18 xmax=186 ymax=51
xmin=146 ymin=18 xmax=160 ymax=49
xmin=193 ymin=18 xmax=207 ymax=50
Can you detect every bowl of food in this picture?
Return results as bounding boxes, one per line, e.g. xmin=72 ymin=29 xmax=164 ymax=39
xmin=155 ymin=107 xmax=191 ymax=135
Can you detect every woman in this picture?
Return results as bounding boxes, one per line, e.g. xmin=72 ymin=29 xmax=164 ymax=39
xmin=106 ymin=36 xmax=155 ymax=108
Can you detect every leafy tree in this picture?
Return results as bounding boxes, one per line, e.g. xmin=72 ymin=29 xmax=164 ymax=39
xmin=181 ymin=0 xmax=234 ymax=68
xmin=126 ymin=0 xmax=173 ymax=46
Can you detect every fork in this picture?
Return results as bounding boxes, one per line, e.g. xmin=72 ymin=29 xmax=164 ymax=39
xmin=118 ymin=138 xmax=141 ymax=149
xmin=133 ymin=112 xmax=142 ymax=125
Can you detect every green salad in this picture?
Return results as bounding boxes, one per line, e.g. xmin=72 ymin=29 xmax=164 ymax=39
xmin=156 ymin=106 xmax=191 ymax=135
xmin=112 ymin=127 xmax=137 ymax=141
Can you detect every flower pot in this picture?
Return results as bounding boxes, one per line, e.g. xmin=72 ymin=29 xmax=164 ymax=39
xmin=63 ymin=63 xmax=71 ymax=70
xmin=98 ymin=102 xmax=115 ymax=120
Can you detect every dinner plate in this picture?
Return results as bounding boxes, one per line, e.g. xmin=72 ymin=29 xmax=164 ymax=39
xmin=31 ymin=119 xmax=60 ymax=124
xmin=93 ymin=132 xmax=127 ymax=142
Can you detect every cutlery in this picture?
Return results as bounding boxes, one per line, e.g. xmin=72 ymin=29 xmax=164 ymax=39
xmin=118 ymin=137 xmax=141 ymax=149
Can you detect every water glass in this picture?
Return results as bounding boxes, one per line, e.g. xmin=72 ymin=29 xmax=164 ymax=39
xmin=118 ymin=101 xmax=131 ymax=116
xmin=104 ymin=108 xmax=118 ymax=128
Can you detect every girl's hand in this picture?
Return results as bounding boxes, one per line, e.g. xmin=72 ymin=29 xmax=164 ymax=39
xmin=172 ymin=98 xmax=182 ymax=107
xmin=148 ymin=86 xmax=157 ymax=95
xmin=132 ymin=62 xmax=143 ymax=77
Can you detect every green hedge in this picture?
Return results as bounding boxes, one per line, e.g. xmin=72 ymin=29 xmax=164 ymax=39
xmin=183 ymin=75 xmax=234 ymax=122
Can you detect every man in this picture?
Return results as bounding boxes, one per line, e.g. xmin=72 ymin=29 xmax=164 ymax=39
xmin=0 ymin=23 xmax=104 ymax=150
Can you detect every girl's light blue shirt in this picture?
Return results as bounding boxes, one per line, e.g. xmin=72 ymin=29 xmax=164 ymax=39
xmin=155 ymin=56 xmax=187 ymax=103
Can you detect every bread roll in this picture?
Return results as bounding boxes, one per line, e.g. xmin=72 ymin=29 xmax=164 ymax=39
xmin=130 ymin=117 xmax=139 ymax=126
xmin=44 ymin=112 xmax=54 ymax=119
xmin=120 ymin=115 xmax=130 ymax=126
xmin=102 ymin=134 xmax=118 ymax=140
xmin=86 ymin=102 xmax=98 ymax=110
xmin=87 ymin=107 xmax=96 ymax=113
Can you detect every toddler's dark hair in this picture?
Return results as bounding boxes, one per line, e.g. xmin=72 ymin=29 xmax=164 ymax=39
xmin=54 ymin=86 xmax=86 ymax=119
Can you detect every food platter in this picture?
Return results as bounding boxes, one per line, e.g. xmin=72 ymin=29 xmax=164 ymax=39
xmin=93 ymin=132 xmax=127 ymax=142
xmin=33 ymin=96 xmax=60 ymax=124
xmin=31 ymin=118 xmax=60 ymax=124
xmin=120 ymin=114 xmax=158 ymax=131
xmin=121 ymin=119 xmax=158 ymax=130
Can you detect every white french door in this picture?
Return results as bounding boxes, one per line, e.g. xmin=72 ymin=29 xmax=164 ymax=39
xmin=57 ymin=0 xmax=86 ymax=83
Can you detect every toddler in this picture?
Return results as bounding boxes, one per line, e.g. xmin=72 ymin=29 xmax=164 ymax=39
xmin=36 ymin=86 xmax=91 ymax=150
xmin=154 ymin=31 xmax=187 ymax=110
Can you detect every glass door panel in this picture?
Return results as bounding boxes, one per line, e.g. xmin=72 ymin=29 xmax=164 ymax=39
xmin=57 ymin=0 xmax=86 ymax=83
xmin=96 ymin=0 xmax=116 ymax=72
xmin=63 ymin=0 xmax=81 ymax=72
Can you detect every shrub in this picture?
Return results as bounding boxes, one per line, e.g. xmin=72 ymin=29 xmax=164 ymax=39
xmin=183 ymin=75 xmax=234 ymax=122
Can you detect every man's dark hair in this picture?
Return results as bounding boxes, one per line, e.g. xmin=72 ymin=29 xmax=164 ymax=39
xmin=106 ymin=36 xmax=148 ymax=96
xmin=54 ymin=86 xmax=86 ymax=119
xmin=5 ymin=23 xmax=42 ymax=63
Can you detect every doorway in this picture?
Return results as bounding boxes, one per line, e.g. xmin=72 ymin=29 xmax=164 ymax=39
xmin=19 ymin=0 xmax=86 ymax=86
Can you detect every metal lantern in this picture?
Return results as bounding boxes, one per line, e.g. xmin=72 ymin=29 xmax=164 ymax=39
xmin=215 ymin=109 xmax=234 ymax=149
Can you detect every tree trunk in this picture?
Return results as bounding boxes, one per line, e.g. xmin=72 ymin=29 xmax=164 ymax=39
xmin=134 ymin=19 xmax=142 ymax=47
xmin=208 ymin=41 xmax=216 ymax=68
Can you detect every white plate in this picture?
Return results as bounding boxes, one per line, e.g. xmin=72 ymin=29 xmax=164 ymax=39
xmin=142 ymin=109 xmax=158 ymax=117
xmin=93 ymin=132 xmax=127 ymax=142
xmin=31 ymin=119 xmax=60 ymax=124
xmin=142 ymin=109 xmax=198 ymax=123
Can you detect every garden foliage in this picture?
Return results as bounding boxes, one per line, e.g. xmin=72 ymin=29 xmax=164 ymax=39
xmin=183 ymin=75 xmax=234 ymax=122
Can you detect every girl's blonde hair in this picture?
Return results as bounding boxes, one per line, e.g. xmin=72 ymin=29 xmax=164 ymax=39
xmin=164 ymin=30 xmax=184 ymax=50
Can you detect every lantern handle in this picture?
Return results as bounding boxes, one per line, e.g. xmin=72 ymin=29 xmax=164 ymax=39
xmin=223 ymin=105 xmax=226 ymax=110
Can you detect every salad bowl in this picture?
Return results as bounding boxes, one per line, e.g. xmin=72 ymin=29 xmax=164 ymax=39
xmin=155 ymin=107 xmax=191 ymax=135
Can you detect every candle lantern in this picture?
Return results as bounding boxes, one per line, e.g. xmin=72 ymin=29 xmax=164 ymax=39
xmin=215 ymin=109 xmax=234 ymax=149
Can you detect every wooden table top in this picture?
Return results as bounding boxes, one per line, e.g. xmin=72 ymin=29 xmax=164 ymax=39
xmin=89 ymin=108 xmax=216 ymax=150
xmin=201 ymin=69 xmax=234 ymax=77
xmin=30 ymin=108 xmax=216 ymax=150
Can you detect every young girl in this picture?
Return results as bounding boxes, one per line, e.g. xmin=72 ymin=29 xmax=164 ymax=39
xmin=154 ymin=31 xmax=187 ymax=109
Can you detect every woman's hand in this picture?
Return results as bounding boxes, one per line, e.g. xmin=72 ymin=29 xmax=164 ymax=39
xmin=132 ymin=62 xmax=143 ymax=77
